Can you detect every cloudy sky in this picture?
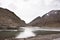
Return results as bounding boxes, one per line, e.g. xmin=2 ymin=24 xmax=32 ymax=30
xmin=0 ymin=0 xmax=60 ymax=23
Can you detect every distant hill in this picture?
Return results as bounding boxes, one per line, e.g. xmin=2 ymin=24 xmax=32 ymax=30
xmin=0 ymin=7 xmax=26 ymax=29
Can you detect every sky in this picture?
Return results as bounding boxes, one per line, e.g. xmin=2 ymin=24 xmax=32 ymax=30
xmin=0 ymin=0 xmax=60 ymax=23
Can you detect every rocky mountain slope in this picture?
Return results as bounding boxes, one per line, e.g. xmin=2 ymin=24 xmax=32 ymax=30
xmin=28 ymin=16 xmax=42 ymax=26
xmin=0 ymin=7 xmax=26 ymax=29
xmin=28 ymin=10 xmax=60 ymax=27
xmin=42 ymin=10 xmax=60 ymax=27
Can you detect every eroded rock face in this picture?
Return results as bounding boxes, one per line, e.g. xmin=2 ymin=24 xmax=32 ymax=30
xmin=0 ymin=7 xmax=26 ymax=29
xmin=42 ymin=10 xmax=60 ymax=27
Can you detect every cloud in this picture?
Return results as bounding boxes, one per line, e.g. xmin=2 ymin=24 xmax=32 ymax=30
xmin=0 ymin=0 xmax=60 ymax=23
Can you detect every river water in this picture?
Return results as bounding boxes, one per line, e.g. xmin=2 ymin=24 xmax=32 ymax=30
xmin=16 ymin=27 xmax=60 ymax=38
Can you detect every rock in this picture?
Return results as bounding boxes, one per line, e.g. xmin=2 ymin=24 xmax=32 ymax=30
xmin=0 ymin=7 xmax=26 ymax=29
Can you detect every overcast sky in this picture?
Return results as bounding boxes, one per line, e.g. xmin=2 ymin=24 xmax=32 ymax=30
xmin=0 ymin=0 xmax=60 ymax=23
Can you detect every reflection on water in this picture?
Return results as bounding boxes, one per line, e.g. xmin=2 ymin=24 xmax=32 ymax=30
xmin=0 ymin=28 xmax=24 ymax=39
xmin=0 ymin=31 xmax=20 ymax=39
xmin=16 ymin=27 xmax=60 ymax=38
xmin=16 ymin=27 xmax=36 ymax=38
xmin=0 ymin=27 xmax=60 ymax=39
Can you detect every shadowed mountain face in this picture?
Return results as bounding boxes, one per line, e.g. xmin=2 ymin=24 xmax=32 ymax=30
xmin=42 ymin=10 xmax=60 ymax=27
xmin=0 ymin=8 xmax=26 ymax=29
xmin=28 ymin=10 xmax=60 ymax=27
xmin=28 ymin=16 xmax=42 ymax=26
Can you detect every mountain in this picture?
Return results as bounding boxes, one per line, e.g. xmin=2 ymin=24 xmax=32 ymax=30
xmin=28 ymin=10 xmax=60 ymax=27
xmin=42 ymin=10 xmax=60 ymax=27
xmin=28 ymin=16 xmax=42 ymax=26
xmin=0 ymin=7 xmax=26 ymax=29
